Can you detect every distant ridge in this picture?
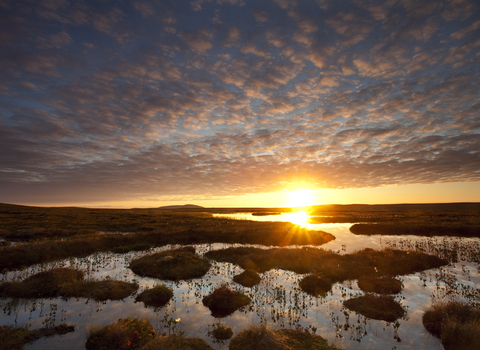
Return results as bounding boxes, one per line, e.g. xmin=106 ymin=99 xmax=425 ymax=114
xmin=158 ymin=204 xmax=204 ymax=209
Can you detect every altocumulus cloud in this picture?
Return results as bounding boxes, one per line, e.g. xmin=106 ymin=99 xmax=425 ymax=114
xmin=0 ymin=0 xmax=479 ymax=204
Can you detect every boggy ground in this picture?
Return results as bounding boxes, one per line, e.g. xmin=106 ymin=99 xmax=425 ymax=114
xmin=0 ymin=204 xmax=333 ymax=272
xmin=0 ymin=267 xmax=137 ymax=301
xmin=343 ymin=294 xmax=406 ymax=322
xmin=205 ymin=247 xmax=446 ymax=296
xmin=0 ymin=324 xmax=75 ymax=350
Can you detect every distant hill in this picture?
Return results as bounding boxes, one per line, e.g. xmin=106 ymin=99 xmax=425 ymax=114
xmin=158 ymin=204 xmax=204 ymax=209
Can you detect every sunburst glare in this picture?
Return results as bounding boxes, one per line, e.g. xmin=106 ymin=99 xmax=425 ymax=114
xmin=285 ymin=211 xmax=309 ymax=226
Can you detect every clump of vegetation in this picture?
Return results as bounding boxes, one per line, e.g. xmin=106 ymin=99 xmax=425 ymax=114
xmin=202 ymin=286 xmax=251 ymax=317
xmin=206 ymin=246 xmax=446 ymax=296
xmin=0 ymin=324 xmax=74 ymax=350
xmin=0 ymin=268 xmax=137 ymax=301
xmin=85 ymin=317 xmax=156 ymax=350
xmin=233 ymin=270 xmax=261 ymax=287
xmin=343 ymin=294 xmax=405 ymax=322
xmin=422 ymin=301 xmax=480 ymax=350
xmin=357 ymin=276 xmax=403 ymax=294
xmin=208 ymin=323 xmax=234 ymax=340
xmin=229 ymin=325 xmax=341 ymax=350
xmin=60 ymin=280 xmax=138 ymax=301
xmin=0 ymin=267 xmax=84 ymax=298
xmin=129 ymin=246 xmax=211 ymax=281
xmin=298 ymin=274 xmax=333 ymax=297
xmin=135 ymin=284 xmax=174 ymax=308
xmin=142 ymin=334 xmax=214 ymax=350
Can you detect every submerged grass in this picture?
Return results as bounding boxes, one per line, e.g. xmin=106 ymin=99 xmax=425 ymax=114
xmin=357 ymin=276 xmax=403 ymax=294
xmin=422 ymin=301 xmax=480 ymax=350
xmin=129 ymin=246 xmax=211 ymax=281
xmin=343 ymin=294 xmax=406 ymax=322
xmin=60 ymin=280 xmax=138 ymax=301
xmin=233 ymin=270 xmax=261 ymax=287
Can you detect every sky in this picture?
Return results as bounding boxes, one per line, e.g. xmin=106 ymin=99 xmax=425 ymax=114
xmin=1 ymin=0 xmax=480 ymax=208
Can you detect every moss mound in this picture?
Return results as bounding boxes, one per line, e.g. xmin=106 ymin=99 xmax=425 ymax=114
xmin=130 ymin=246 xmax=211 ymax=281
xmin=208 ymin=323 xmax=233 ymax=340
xmin=229 ymin=325 xmax=340 ymax=350
xmin=142 ymin=335 xmax=214 ymax=350
xmin=343 ymin=294 xmax=405 ymax=322
xmin=357 ymin=276 xmax=403 ymax=294
xmin=298 ymin=274 xmax=333 ymax=297
xmin=0 ymin=267 xmax=84 ymax=298
xmin=202 ymin=286 xmax=251 ymax=317
xmin=233 ymin=270 xmax=261 ymax=287
xmin=60 ymin=280 xmax=138 ymax=301
xmin=422 ymin=301 xmax=480 ymax=350
xmin=136 ymin=284 xmax=174 ymax=308
xmin=85 ymin=317 xmax=156 ymax=350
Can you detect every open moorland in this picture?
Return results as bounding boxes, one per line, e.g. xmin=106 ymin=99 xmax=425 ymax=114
xmin=0 ymin=202 xmax=480 ymax=350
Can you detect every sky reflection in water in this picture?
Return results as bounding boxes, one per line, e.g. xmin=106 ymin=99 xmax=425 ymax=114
xmin=1 ymin=214 xmax=479 ymax=350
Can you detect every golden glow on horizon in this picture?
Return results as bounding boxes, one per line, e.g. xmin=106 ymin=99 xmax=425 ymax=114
xmin=286 ymin=211 xmax=309 ymax=226
xmin=288 ymin=189 xmax=316 ymax=208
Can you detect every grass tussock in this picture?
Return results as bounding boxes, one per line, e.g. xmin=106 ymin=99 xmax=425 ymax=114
xmin=357 ymin=276 xmax=403 ymax=294
xmin=422 ymin=301 xmax=480 ymax=350
xmin=129 ymin=246 xmax=211 ymax=281
xmin=142 ymin=335 xmax=214 ymax=350
xmin=135 ymin=284 xmax=174 ymax=308
xmin=86 ymin=317 xmax=156 ymax=350
xmin=298 ymin=275 xmax=333 ymax=297
xmin=0 ymin=324 xmax=74 ymax=350
xmin=233 ymin=270 xmax=261 ymax=287
xmin=0 ymin=268 xmax=137 ymax=301
xmin=208 ymin=323 xmax=233 ymax=340
xmin=60 ymin=280 xmax=138 ymax=301
xmin=202 ymin=286 xmax=251 ymax=317
xmin=0 ymin=267 xmax=84 ymax=298
xmin=229 ymin=325 xmax=341 ymax=350
xmin=343 ymin=294 xmax=406 ymax=322
xmin=206 ymin=247 xmax=446 ymax=295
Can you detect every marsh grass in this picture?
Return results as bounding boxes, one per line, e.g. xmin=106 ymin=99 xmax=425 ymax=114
xmin=85 ymin=317 xmax=156 ymax=350
xmin=357 ymin=276 xmax=403 ymax=294
xmin=0 ymin=324 xmax=74 ymax=350
xmin=0 ymin=267 xmax=84 ymax=298
xmin=422 ymin=301 xmax=480 ymax=350
xmin=129 ymin=246 xmax=211 ymax=281
xmin=202 ymin=286 xmax=251 ymax=318
xmin=135 ymin=284 xmax=174 ymax=308
xmin=350 ymin=224 xmax=480 ymax=237
xmin=206 ymin=247 xmax=446 ymax=295
xmin=0 ymin=268 xmax=137 ymax=301
xmin=0 ymin=203 xmax=333 ymax=272
xmin=343 ymin=294 xmax=406 ymax=322
xmin=233 ymin=270 xmax=261 ymax=287
xmin=228 ymin=325 xmax=341 ymax=350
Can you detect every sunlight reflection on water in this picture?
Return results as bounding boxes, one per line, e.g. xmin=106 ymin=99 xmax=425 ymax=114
xmin=0 ymin=218 xmax=479 ymax=350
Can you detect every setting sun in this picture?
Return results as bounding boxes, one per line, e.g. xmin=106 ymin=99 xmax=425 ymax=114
xmin=288 ymin=189 xmax=316 ymax=208
xmin=285 ymin=211 xmax=309 ymax=226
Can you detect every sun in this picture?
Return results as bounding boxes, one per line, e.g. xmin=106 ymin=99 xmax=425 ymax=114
xmin=288 ymin=189 xmax=315 ymax=208
xmin=287 ymin=211 xmax=309 ymax=226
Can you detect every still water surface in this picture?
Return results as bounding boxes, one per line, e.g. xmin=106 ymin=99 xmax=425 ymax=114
xmin=1 ymin=213 xmax=479 ymax=350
